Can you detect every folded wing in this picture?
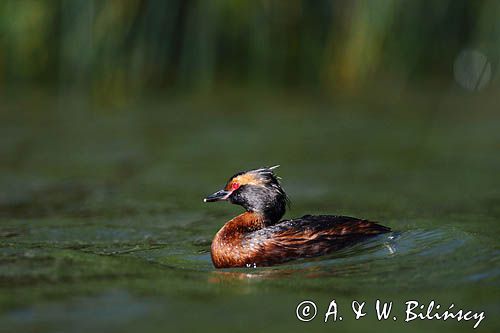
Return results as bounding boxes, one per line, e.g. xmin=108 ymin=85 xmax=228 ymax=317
xmin=243 ymin=215 xmax=390 ymax=266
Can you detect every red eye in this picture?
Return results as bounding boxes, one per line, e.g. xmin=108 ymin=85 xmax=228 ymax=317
xmin=231 ymin=182 xmax=240 ymax=190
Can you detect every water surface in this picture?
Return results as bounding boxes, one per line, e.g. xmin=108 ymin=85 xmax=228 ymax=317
xmin=0 ymin=90 xmax=499 ymax=332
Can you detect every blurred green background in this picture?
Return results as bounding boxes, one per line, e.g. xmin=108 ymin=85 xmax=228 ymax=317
xmin=1 ymin=0 xmax=499 ymax=98
xmin=0 ymin=1 xmax=499 ymax=333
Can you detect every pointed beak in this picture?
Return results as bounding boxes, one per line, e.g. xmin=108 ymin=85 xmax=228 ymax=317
xmin=203 ymin=189 xmax=232 ymax=203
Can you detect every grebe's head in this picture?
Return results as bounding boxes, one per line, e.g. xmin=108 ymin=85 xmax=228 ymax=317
xmin=204 ymin=166 xmax=289 ymax=223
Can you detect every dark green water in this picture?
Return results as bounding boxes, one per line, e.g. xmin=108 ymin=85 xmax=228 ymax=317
xmin=0 ymin=90 xmax=499 ymax=332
